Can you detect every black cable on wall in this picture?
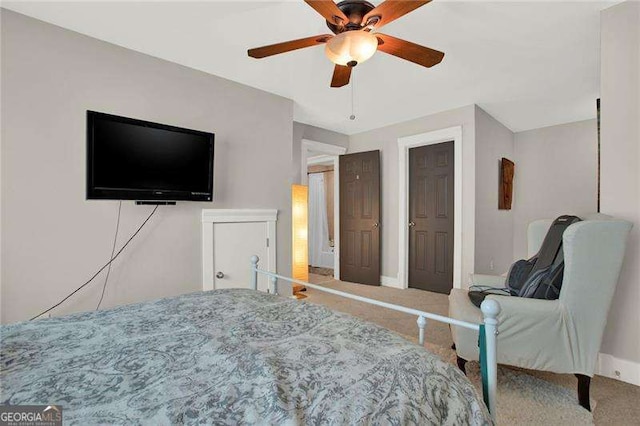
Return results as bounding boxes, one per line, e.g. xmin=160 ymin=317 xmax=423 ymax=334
xmin=30 ymin=204 xmax=159 ymax=321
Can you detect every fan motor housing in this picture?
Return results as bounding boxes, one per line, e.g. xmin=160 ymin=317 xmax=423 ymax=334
xmin=326 ymin=0 xmax=377 ymax=33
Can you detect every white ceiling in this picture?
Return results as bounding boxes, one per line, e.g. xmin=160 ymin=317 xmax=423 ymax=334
xmin=3 ymin=1 xmax=613 ymax=135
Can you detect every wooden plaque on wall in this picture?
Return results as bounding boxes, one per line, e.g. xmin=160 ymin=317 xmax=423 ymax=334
xmin=499 ymin=158 xmax=515 ymax=210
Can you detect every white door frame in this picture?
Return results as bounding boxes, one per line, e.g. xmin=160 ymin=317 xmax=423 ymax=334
xmin=201 ymin=209 xmax=277 ymax=290
xmin=397 ymin=126 xmax=463 ymax=290
xmin=301 ymin=139 xmax=347 ymax=280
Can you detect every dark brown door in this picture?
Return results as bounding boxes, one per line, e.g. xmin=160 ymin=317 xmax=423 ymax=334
xmin=408 ymin=142 xmax=454 ymax=293
xmin=339 ymin=150 xmax=381 ymax=285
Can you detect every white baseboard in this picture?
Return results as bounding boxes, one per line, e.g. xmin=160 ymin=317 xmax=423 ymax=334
xmin=596 ymin=352 xmax=640 ymax=386
xmin=381 ymin=275 xmax=404 ymax=289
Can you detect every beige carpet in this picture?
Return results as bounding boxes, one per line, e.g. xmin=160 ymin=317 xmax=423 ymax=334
xmin=305 ymin=274 xmax=640 ymax=425
xmin=422 ymin=342 xmax=595 ymax=425
xmin=308 ymin=266 xmax=334 ymax=277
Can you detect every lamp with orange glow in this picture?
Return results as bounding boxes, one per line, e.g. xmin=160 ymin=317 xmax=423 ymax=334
xmin=291 ymin=184 xmax=309 ymax=282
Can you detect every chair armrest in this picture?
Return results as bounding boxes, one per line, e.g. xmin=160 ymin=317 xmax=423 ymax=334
xmin=470 ymin=274 xmax=505 ymax=288
xmin=450 ymin=291 xmax=566 ymax=369
xmin=485 ymin=295 xmax=563 ymax=340
xmin=487 ymin=294 xmax=560 ymax=315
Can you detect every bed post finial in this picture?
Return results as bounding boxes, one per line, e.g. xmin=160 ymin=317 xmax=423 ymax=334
xmin=250 ymin=256 xmax=259 ymax=291
xmin=480 ymin=299 xmax=500 ymax=419
xmin=417 ymin=316 xmax=427 ymax=346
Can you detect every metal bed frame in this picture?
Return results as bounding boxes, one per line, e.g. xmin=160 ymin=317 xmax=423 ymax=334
xmin=249 ymin=255 xmax=500 ymax=419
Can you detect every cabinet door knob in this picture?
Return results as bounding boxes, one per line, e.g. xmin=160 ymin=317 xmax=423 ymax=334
xmin=216 ymin=272 xmax=224 ymax=279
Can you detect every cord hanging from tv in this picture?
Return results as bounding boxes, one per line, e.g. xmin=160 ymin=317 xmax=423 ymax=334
xmin=86 ymin=111 xmax=215 ymax=202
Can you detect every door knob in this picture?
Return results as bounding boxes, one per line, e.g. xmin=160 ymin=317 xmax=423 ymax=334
xmin=409 ymin=221 xmax=416 ymax=227
xmin=373 ymin=222 xmax=379 ymax=228
xmin=216 ymin=272 xmax=224 ymax=279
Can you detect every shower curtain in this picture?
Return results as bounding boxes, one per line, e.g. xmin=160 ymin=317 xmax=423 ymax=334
xmin=308 ymin=173 xmax=333 ymax=268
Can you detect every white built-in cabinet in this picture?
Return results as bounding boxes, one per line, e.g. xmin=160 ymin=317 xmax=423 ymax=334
xmin=201 ymin=209 xmax=277 ymax=292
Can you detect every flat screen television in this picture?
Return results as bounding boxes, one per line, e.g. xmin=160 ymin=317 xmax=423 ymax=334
xmin=87 ymin=111 xmax=214 ymax=202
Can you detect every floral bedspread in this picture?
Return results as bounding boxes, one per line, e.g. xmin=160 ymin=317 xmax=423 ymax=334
xmin=1 ymin=289 xmax=490 ymax=425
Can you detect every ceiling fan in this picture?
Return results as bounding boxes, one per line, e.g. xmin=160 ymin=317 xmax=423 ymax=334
xmin=248 ymin=0 xmax=444 ymax=88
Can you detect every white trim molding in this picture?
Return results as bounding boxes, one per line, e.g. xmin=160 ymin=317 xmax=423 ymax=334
xmin=307 ymin=154 xmax=335 ymax=166
xmin=301 ymin=139 xmax=347 ymax=186
xmin=302 ymin=139 xmax=348 ymax=154
xmin=381 ymin=275 xmax=402 ymax=289
xmin=597 ymin=352 xmax=640 ymax=386
xmin=202 ymin=209 xmax=277 ymax=223
xmin=397 ymin=126 xmax=463 ymax=290
xmin=301 ymin=139 xmax=347 ymax=281
xmin=201 ymin=209 xmax=278 ymax=291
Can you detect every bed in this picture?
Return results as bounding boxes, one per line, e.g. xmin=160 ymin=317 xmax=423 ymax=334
xmin=1 ymin=259 xmax=498 ymax=425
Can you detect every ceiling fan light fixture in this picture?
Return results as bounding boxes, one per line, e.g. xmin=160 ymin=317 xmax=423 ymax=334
xmin=324 ymin=31 xmax=378 ymax=67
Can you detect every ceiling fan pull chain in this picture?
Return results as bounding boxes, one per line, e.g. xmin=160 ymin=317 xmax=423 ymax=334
xmin=350 ymin=73 xmax=356 ymax=121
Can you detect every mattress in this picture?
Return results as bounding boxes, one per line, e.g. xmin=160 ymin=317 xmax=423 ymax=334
xmin=1 ymin=289 xmax=491 ymax=425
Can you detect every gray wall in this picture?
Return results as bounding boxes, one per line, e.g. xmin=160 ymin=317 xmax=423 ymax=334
xmin=348 ymin=105 xmax=477 ymax=285
xmin=474 ymin=106 xmax=515 ymax=275
xmin=347 ymin=105 xmax=598 ymax=292
xmin=0 ymin=10 xmax=294 ymax=323
xmin=294 ymin=122 xmax=350 ymax=149
xmin=346 ymin=105 xmax=516 ymax=284
xmin=599 ymin=1 xmax=639 ymax=365
xmin=512 ymin=119 xmax=598 ymax=259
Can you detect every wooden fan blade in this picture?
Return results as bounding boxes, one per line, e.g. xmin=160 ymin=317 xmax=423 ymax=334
xmin=330 ymin=65 xmax=352 ymax=88
xmin=248 ymin=34 xmax=332 ymax=58
xmin=376 ymin=33 xmax=444 ymax=68
xmin=305 ymin=1 xmax=349 ymax=26
xmin=364 ymin=0 xmax=431 ymax=29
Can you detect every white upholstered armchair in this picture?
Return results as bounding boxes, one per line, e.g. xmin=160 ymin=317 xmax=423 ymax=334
xmin=449 ymin=214 xmax=632 ymax=411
